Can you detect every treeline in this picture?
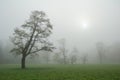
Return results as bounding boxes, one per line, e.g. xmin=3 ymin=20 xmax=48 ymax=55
xmin=0 ymin=40 xmax=120 ymax=64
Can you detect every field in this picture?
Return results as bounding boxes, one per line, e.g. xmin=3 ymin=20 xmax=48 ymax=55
xmin=0 ymin=64 xmax=120 ymax=80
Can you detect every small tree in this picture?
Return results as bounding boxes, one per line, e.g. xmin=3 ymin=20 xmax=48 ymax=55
xmin=69 ymin=47 xmax=78 ymax=64
xmin=53 ymin=52 xmax=62 ymax=64
xmin=58 ymin=39 xmax=68 ymax=64
xmin=0 ymin=41 xmax=3 ymax=64
xmin=10 ymin=11 xmax=54 ymax=69
xmin=96 ymin=42 xmax=105 ymax=64
xmin=42 ymin=51 xmax=51 ymax=64
xmin=70 ymin=55 xmax=77 ymax=64
xmin=81 ymin=53 xmax=88 ymax=64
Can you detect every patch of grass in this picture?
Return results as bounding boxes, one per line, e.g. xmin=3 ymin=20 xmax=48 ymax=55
xmin=0 ymin=64 xmax=120 ymax=80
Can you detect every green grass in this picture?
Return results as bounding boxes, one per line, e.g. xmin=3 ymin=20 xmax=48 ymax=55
xmin=0 ymin=64 xmax=120 ymax=80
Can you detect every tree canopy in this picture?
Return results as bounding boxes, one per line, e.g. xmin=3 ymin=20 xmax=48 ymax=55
xmin=10 ymin=10 xmax=54 ymax=69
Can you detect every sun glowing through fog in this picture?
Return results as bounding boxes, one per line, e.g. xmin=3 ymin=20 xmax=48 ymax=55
xmin=75 ymin=18 xmax=90 ymax=30
xmin=82 ymin=23 xmax=88 ymax=29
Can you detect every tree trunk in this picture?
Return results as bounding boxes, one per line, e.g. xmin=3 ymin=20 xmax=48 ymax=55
xmin=21 ymin=55 xmax=26 ymax=69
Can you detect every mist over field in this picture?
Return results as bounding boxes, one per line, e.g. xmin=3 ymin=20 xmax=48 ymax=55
xmin=1 ymin=0 xmax=120 ymax=80
xmin=0 ymin=0 xmax=120 ymax=65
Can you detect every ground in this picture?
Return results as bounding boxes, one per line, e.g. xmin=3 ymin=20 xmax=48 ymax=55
xmin=0 ymin=64 xmax=120 ymax=80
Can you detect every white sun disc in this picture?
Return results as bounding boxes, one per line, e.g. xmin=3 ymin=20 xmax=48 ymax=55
xmin=82 ymin=23 xmax=88 ymax=29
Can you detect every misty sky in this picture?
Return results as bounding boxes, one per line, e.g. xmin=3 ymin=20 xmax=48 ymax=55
xmin=0 ymin=0 xmax=120 ymax=52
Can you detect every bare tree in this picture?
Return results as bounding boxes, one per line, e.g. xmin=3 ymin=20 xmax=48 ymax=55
xmin=69 ymin=47 xmax=78 ymax=64
xmin=96 ymin=42 xmax=105 ymax=64
xmin=106 ymin=42 xmax=120 ymax=63
xmin=0 ymin=41 xmax=3 ymax=64
xmin=10 ymin=11 xmax=54 ymax=69
xmin=58 ymin=39 xmax=68 ymax=64
xmin=42 ymin=51 xmax=51 ymax=64
xmin=70 ymin=55 xmax=77 ymax=64
xmin=81 ymin=53 xmax=88 ymax=64
xmin=53 ymin=52 xmax=62 ymax=64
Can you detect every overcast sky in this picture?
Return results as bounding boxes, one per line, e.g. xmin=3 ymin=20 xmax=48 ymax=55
xmin=0 ymin=0 xmax=120 ymax=52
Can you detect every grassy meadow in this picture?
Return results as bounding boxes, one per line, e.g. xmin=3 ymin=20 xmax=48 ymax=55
xmin=0 ymin=64 xmax=120 ymax=80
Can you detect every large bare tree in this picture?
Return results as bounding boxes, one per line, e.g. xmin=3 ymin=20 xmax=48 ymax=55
xmin=10 ymin=11 xmax=54 ymax=69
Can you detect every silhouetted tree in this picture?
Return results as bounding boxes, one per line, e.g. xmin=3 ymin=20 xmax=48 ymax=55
xmin=42 ymin=51 xmax=51 ymax=64
xmin=107 ymin=42 xmax=120 ymax=63
xmin=10 ymin=11 xmax=54 ymax=69
xmin=96 ymin=42 xmax=105 ymax=64
xmin=58 ymin=39 xmax=68 ymax=64
xmin=69 ymin=47 xmax=78 ymax=64
xmin=81 ymin=53 xmax=88 ymax=64
xmin=0 ymin=41 xmax=3 ymax=64
xmin=53 ymin=52 xmax=62 ymax=64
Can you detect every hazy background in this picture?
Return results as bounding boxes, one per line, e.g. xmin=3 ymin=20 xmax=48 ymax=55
xmin=0 ymin=0 xmax=120 ymax=64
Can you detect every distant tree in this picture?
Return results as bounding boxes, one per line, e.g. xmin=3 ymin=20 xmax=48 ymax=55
xmin=53 ymin=52 xmax=62 ymax=64
xmin=107 ymin=42 xmax=120 ymax=63
xmin=70 ymin=55 xmax=77 ymax=64
xmin=10 ymin=11 xmax=54 ymax=69
xmin=58 ymin=39 xmax=68 ymax=64
xmin=81 ymin=53 xmax=88 ymax=64
xmin=0 ymin=41 xmax=3 ymax=64
xmin=42 ymin=51 xmax=51 ymax=64
xmin=96 ymin=42 xmax=105 ymax=64
xmin=69 ymin=47 xmax=78 ymax=64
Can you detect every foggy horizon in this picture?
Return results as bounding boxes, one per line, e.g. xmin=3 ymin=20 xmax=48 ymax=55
xmin=1 ymin=0 xmax=120 ymax=53
xmin=1 ymin=1 xmax=120 ymax=80
xmin=0 ymin=0 xmax=120 ymax=64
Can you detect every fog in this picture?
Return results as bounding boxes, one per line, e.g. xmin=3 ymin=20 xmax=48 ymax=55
xmin=0 ymin=0 xmax=120 ymax=64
